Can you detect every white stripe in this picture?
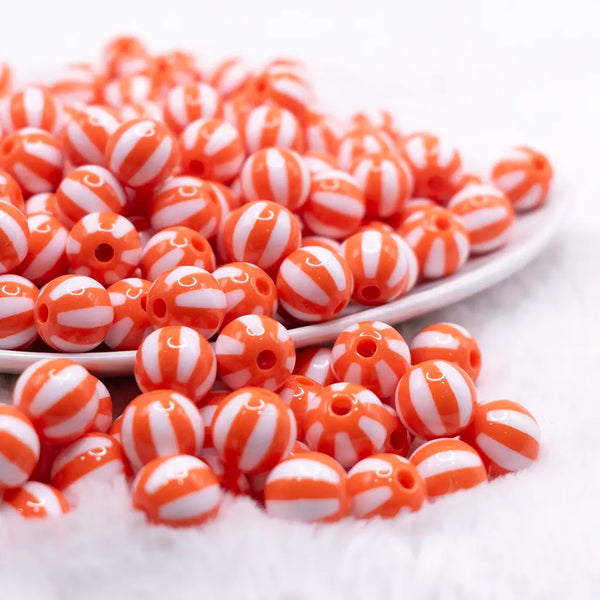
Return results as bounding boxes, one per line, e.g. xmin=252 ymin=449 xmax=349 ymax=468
xmin=144 ymin=455 xmax=206 ymax=493
xmin=159 ymin=485 xmax=221 ymax=520
xmin=238 ymin=402 xmax=278 ymax=472
xmin=128 ymin=136 xmax=173 ymax=187
xmin=405 ymin=368 xmax=446 ymax=437
xmin=351 ymin=486 xmax=393 ymax=517
xmin=475 ymin=433 xmax=534 ymax=472
xmin=416 ymin=449 xmax=482 ymax=479
xmin=267 ymin=457 xmax=340 ymax=484
xmin=266 ymin=498 xmax=339 ymax=521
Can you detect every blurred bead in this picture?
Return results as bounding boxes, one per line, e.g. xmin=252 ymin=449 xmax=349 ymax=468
xmin=303 ymin=150 xmax=339 ymax=174
xmin=149 ymin=52 xmax=199 ymax=96
xmin=50 ymin=62 xmax=100 ymax=107
xmin=163 ymin=83 xmax=223 ymax=134
xmin=0 ymin=87 xmax=62 ymax=135
xmin=390 ymin=197 xmax=436 ymax=228
xmin=300 ymin=235 xmax=341 ymax=254
xmin=241 ymin=104 xmax=304 ymax=154
xmin=210 ymin=57 xmax=252 ymax=99
xmin=119 ymin=100 xmax=163 ymax=122
xmin=456 ymin=172 xmax=484 ymax=190
xmin=293 ymin=346 xmax=337 ymax=386
xmin=222 ymin=91 xmax=253 ymax=130
xmin=103 ymin=36 xmax=150 ymax=79
xmin=279 ymin=374 xmax=322 ymax=440
xmin=103 ymin=74 xmax=156 ymax=109
xmin=351 ymin=109 xmax=401 ymax=146
xmin=0 ymin=274 xmax=38 ymax=349
xmin=199 ymin=447 xmax=250 ymax=495
xmin=0 ymin=168 xmax=24 ymax=211
xmin=336 ymin=128 xmax=394 ymax=171
xmin=0 ymin=62 xmax=12 ymax=96
xmin=304 ymin=112 xmax=344 ymax=154
xmin=380 ymin=404 xmax=411 ymax=455
xmin=2 ymin=481 xmax=69 ymax=518
xmin=0 ymin=202 xmax=28 ymax=274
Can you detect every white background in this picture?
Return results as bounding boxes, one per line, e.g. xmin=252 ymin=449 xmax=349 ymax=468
xmin=1 ymin=1 xmax=600 ymax=598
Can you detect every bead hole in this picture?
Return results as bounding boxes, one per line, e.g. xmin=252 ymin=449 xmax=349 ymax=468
xmin=361 ymin=285 xmax=381 ymax=302
xmin=36 ymin=303 xmax=49 ymax=323
xmin=433 ymin=216 xmax=451 ymax=231
xmin=191 ymin=236 xmax=207 ymax=253
xmin=389 ymin=429 xmax=406 ymax=451
xmin=397 ymin=469 xmax=415 ymax=489
xmin=257 ymin=349 xmax=276 ymax=370
xmin=140 ymin=294 xmax=147 ymax=311
xmin=427 ymin=175 xmax=444 ymax=190
xmin=296 ymin=375 xmax=315 ymax=387
xmin=94 ymin=243 xmax=115 ymax=262
xmin=329 ymin=394 xmax=353 ymax=416
xmin=151 ymin=298 xmax=167 ymax=319
xmin=469 ymin=349 xmax=481 ymax=369
xmin=189 ymin=160 xmax=205 ymax=176
xmin=255 ymin=278 xmax=270 ymax=296
xmin=334 ymin=300 xmax=347 ymax=314
xmin=356 ymin=338 xmax=377 ymax=359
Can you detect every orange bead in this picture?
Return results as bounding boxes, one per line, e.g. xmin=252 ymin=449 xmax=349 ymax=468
xmin=103 ymin=74 xmax=157 ymax=109
xmin=351 ymin=109 xmax=401 ymax=147
xmin=0 ymin=202 xmax=28 ymax=274
xmin=0 ymin=274 xmax=38 ymax=349
xmin=304 ymin=112 xmax=345 ymax=154
xmin=241 ymin=104 xmax=304 ymax=154
xmin=149 ymin=52 xmax=199 ymax=96
xmin=0 ymin=87 xmax=62 ymax=135
xmin=380 ymin=404 xmax=411 ymax=456
xmin=210 ymin=57 xmax=252 ymax=99
xmin=336 ymin=128 xmax=394 ymax=171
xmin=163 ymin=83 xmax=224 ymax=134
xmin=2 ymin=481 xmax=69 ymax=518
xmin=91 ymin=379 xmax=113 ymax=433
xmin=103 ymin=36 xmax=150 ymax=79
xmin=278 ymin=374 xmax=323 ymax=440
xmin=0 ymin=168 xmax=24 ymax=211
xmin=303 ymin=150 xmax=339 ymax=174
xmin=293 ymin=346 xmax=337 ymax=386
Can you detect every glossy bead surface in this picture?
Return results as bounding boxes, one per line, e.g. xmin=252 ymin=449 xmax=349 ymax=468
xmin=2 ymin=482 xmax=70 ymax=518
xmin=0 ymin=201 xmax=28 ymax=274
xmin=278 ymin=374 xmax=322 ymax=440
xmin=1 ymin=87 xmax=62 ymax=134
xmin=241 ymin=104 xmax=304 ymax=153
xmin=293 ymin=346 xmax=337 ymax=386
xmin=0 ymin=274 xmax=38 ymax=349
xmin=163 ymin=83 xmax=224 ymax=134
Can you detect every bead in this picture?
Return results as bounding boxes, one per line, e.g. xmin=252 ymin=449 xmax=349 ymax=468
xmin=347 ymin=454 xmax=427 ymax=518
xmin=2 ymin=482 xmax=70 ymax=518
xmin=380 ymin=404 xmax=411 ymax=455
xmin=210 ymin=57 xmax=252 ymax=99
xmin=212 ymin=262 xmax=278 ymax=324
xmin=56 ymin=165 xmax=127 ymax=226
xmin=212 ymin=387 xmax=296 ymax=473
xmin=215 ymin=315 xmax=295 ymax=391
xmin=0 ymin=168 xmax=24 ymax=211
xmin=50 ymin=62 xmax=100 ymax=107
xmin=300 ymin=169 xmax=365 ymax=239
xmin=264 ymin=451 xmax=349 ymax=522
xmin=300 ymin=235 xmax=341 ymax=254
xmin=276 ymin=245 xmax=353 ymax=323
xmin=0 ymin=274 xmax=38 ymax=349
xmin=134 ymin=326 xmax=217 ymax=403
xmin=199 ymin=447 xmax=250 ymax=495
xmin=103 ymin=36 xmax=150 ymax=79
xmin=180 ymin=118 xmax=244 ymax=182
xmin=91 ymin=379 xmax=113 ymax=433
xmin=303 ymin=150 xmax=339 ymax=174
xmin=331 ymin=321 xmax=411 ymax=400
xmin=457 ymin=173 xmax=484 ymax=189
xmin=146 ymin=266 xmax=225 ymax=337
xmin=13 ymin=358 xmax=99 ymax=444
xmin=220 ymin=200 xmax=301 ymax=271
xmin=402 ymin=132 xmax=462 ymax=203
xmin=304 ymin=382 xmax=387 ymax=469
xmin=102 ymin=74 xmax=156 ymax=109
xmin=341 ymin=230 xmax=409 ymax=305
xmin=0 ymin=87 xmax=62 ymax=134
xmin=150 ymin=176 xmax=222 ymax=238
xmin=0 ymin=404 xmax=40 ymax=489
xmin=395 ymin=234 xmax=419 ymax=291
xmin=304 ymin=112 xmax=344 ymax=154
xmin=278 ymin=374 xmax=323 ymax=440
xmin=120 ymin=390 xmax=204 ymax=472
xmin=241 ymin=104 xmax=304 ymax=154
xmin=131 ymin=454 xmax=222 ymax=526
xmin=105 ymin=277 xmax=153 ymax=350
xmin=163 ymin=83 xmax=224 ymax=134
xmin=336 ymin=128 xmax=393 ymax=171
xmin=409 ymin=438 xmax=487 ymax=498
xmin=350 ymin=152 xmax=414 ymax=218
xmin=240 ymin=148 xmax=310 ymax=211
xmin=293 ymin=346 xmax=337 ymax=386
xmin=25 ymin=193 xmax=59 ymax=219
xmin=395 ymin=359 xmax=477 ymax=440
xmin=387 ymin=197 xmax=436 ymax=229
xmin=105 ymin=118 xmax=179 ymax=189
xmin=149 ymin=52 xmax=199 ymax=95
xmin=400 ymin=206 xmax=470 ymax=279
xmin=222 ymin=91 xmax=253 ymax=130
xmin=119 ymin=101 xmax=163 ymax=122
xmin=490 ymin=146 xmax=553 ymax=212
xmin=410 ymin=322 xmax=482 ymax=382
xmin=60 ymin=104 xmax=122 ymax=167
xmin=351 ymin=109 xmax=400 ymax=146
xmin=461 ymin=399 xmax=540 ymax=477
xmin=0 ymin=128 xmax=65 ymax=195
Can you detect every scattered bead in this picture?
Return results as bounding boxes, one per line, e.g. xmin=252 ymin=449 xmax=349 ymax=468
xmin=2 ymin=481 xmax=70 ymax=518
xmin=0 ymin=274 xmax=38 ymax=349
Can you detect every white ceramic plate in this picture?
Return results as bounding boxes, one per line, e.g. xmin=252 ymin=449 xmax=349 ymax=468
xmin=0 ymin=189 xmax=565 ymax=376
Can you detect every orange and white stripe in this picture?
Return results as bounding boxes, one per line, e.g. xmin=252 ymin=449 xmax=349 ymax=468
xmin=25 ymin=193 xmax=59 ymax=218
xmin=293 ymin=346 xmax=337 ymax=386
xmin=336 ymin=128 xmax=394 ymax=171
xmin=163 ymin=82 xmax=224 ymax=134
xmin=91 ymin=379 xmax=113 ymax=433
xmin=149 ymin=51 xmax=200 ymax=96
xmin=0 ymin=87 xmax=62 ymax=135
xmin=50 ymin=63 xmax=99 ymax=107
xmin=0 ymin=62 xmax=12 ymax=96
xmin=303 ymin=151 xmax=339 ymax=174
xmin=210 ymin=57 xmax=252 ymax=99
xmin=207 ymin=180 xmax=239 ymax=219
xmin=300 ymin=235 xmax=341 ymax=254
xmin=102 ymin=35 xmax=150 ymax=79
xmin=0 ymin=202 xmax=29 ymax=274
xmin=241 ymin=104 xmax=304 ymax=154
xmin=0 ymin=274 xmax=38 ymax=349
xmin=278 ymin=374 xmax=323 ymax=440
xmin=265 ymin=452 xmax=349 ymax=522
xmin=109 ymin=414 xmax=123 ymax=444
xmin=2 ymin=482 xmax=70 ymax=519
xmin=119 ymin=100 xmax=163 ymax=122
xmin=102 ymin=74 xmax=156 ymax=109
xmin=351 ymin=109 xmax=401 ymax=146
xmin=198 ymin=390 xmax=227 ymax=448
xmin=304 ymin=112 xmax=345 ymax=154
xmin=0 ymin=168 xmax=24 ymax=211
xmin=394 ymin=234 xmax=419 ymax=291
xmin=199 ymin=447 xmax=250 ymax=495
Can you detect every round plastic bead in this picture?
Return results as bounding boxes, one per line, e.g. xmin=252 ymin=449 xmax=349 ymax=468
xmin=120 ymin=390 xmax=204 ymax=472
xmin=103 ymin=36 xmax=150 ymax=79
xmin=276 ymin=245 xmax=353 ymax=323
xmin=25 ymin=193 xmax=61 ymax=220
xmin=278 ymin=374 xmax=323 ymax=440
xmin=380 ymin=404 xmax=411 ymax=456
xmin=141 ymin=226 xmax=215 ymax=281
xmin=300 ymin=235 xmax=341 ymax=254
xmin=490 ymin=146 xmax=553 ymax=212
xmin=215 ymin=314 xmax=296 ymax=391
xmin=0 ymin=128 xmax=65 ymax=195
xmin=303 ymin=151 xmax=339 ymax=174
xmin=163 ymin=83 xmax=224 ymax=134
xmin=400 ymin=207 xmax=470 ymax=280
xmin=220 ymin=200 xmax=301 ymax=272
xmin=304 ymin=112 xmax=344 ymax=154
xmin=264 ymin=452 xmax=349 ymax=522
xmin=119 ymin=101 xmax=163 ymax=122
xmin=210 ymin=57 xmax=252 ymax=99
xmin=50 ymin=62 xmax=99 ymax=107
xmin=134 ymin=325 xmax=217 ymax=403
xmin=336 ymin=128 xmax=394 ymax=171
xmin=212 ymin=387 xmax=296 ymax=473
xmin=56 ymin=165 xmax=127 ymax=226
xmin=149 ymin=51 xmax=199 ymax=96
xmin=132 ymin=454 xmax=222 ymax=527
xmin=410 ymin=322 xmax=482 ymax=382
xmin=0 ymin=404 xmax=40 ymax=489
xmin=13 ymin=358 xmax=99 ymax=444
xmin=331 ymin=321 xmax=411 ymax=400
xmin=351 ymin=109 xmax=401 ymax=146
xmin=347 ymin=454 xmax=427 ymax=518
xmin=461 ymin=399 xmax=540 ymax=477
xmin=409 ymin=438 xmax=487 ymax=498
xmin=395 ymin=359 xmax=477 ymax=440
xmin=240 ymin=148 xmax=310 ymax=211
xmin=105 ymin=118 xmax=179 ymax=189
xmin=0 ymin=274 xmax=38 ymax=349
xmin=199 ymin=447 xmax=250 ymax=495
xmin=146 ymin=266 xmax=226 ymax=338
xmin=294 ymin=346 xmax=337 ymax=386
xmin=2 ymin=482 xmax=70 ymax=519
xmin=34 ymin=275 xmax=113 ymax=352
xmin=241 ymin=104 xmax=304 ymax=154
xmin=304 ymin=382 xmax=387 ymax=469
xmin=105 ymin=278 xmax=153 ymax=350
xmin=398 ymin=197 xmax=437 ymax=224
xmin=212 ymin=262 xmax=278 ymax=324
xmin=0 ymin=168 xmax=24 ymax=211
xmin=102 ymin=74 xmax=156 ymax=109
xmin=0 ymin=87 xmax=62 ymax=134
xmin=300 ymin=169 xmax=365 ymax=239
xmin=341 ymin=230 xmax=409 ymax=305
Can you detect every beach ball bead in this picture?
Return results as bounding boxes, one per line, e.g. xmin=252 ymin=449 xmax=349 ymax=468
xmin=304 ymin=382 xmax=387 ymax=469
xmin=461 ymin=399 xmax=541 ymax=477
xmin=304 ymin=112 xmax=345 ymax=155
xmin=240 ymin=148 xmax=310 ymax=211
xmin=13 ymin=358 xmax=100 ymax=444
xmin=210 ymin=57 xmax=252 ymax=99
xmin=0 ymin=274 xmax=38 ymax=349
xmin=212 ymin=387 xmax=297 ymax=473
xmin=278 ymin=374 xmax=323 ymax=440
xmin=212 ymin=262 xmax=278 ymax=324
xmin=336 ymin=128 xmax=394 ymax=171
xmin=402 ymin=132 xmax=463 ymax=203
xmin=400 ymin=207 xmax=470 ymax=280
xmin=395 ymin=359 xmax=477 ymax=440
xmin=60 ymin=104 xmax=122 ymax=167
xmin=293 ymin=346 xmax=337 ymax=386
xmin=241 ymin=104 xmax=304 ymax=154
xmin=163 ymin=83 xmax=224 ymax=135
xmin=410 ymin=322 xmax=482 ymax=382
xmin=352 ymin=109 xmax=400 ymax=144
xmin=215 ymin=315 xmax=295 ymax=391
xmin=0 ymin=87 xmax=62 ymax=135
xmin=300 ymin=169 xmax=365 ymax=239
xmin=491 ymin=146 xmax=553 ymax=212
xmin=0 ymin=128 xmax=65 ymax=195
xmin=331 ymin=321 xmax=411 ymax=401
xmin=25 ymin=192 xmax=62 ymax=220
xmin=380 ymin=404 xmax=411 ymax=456
xmin=105 ymin=277 xmax=153 ymax=351
xmin=0 ymin=168 xmax=24 ymax=211
xmin=146 ymin=266 xmax=226 ymax=338
xmin=220 ymin=200 xmax=301 ymax=272
xmin=91 ymin=379 xmax=113 ymax=434
xmin=409 ymin=438 xmax=487 ymax=498
xmin=103 ymin=35 xmax=150 ymax=79
xmin=303 ymin=150 xmax=339 ymax=174
xmin=199 ymin=447 xmax=250 ymax=495
xmin=120 ymin=390 xmax=204 ymax=472
xmin=102 ymin=74 xmax=157 ymax=110
xmin=105 ymin=118 xmax=179 ymax=189
xmin=2 ymin=482 xmax=70 ymax=519
xmin=34 ymin=275 xmax=113 ymax=352
xmin=276 ymin=245 xmax=353 ymax=323
xmin=55 ymin=165 xmax=127 ymax=226
xmin=347 ymin=454 xmax=427 ymax=518
xmin=264 ymin=452 xmax=348 ymax=522
xmin=0 ymin=405 xmax=40 ymax=489
xmin=134 ymin=326 xmax=217 ymax=403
